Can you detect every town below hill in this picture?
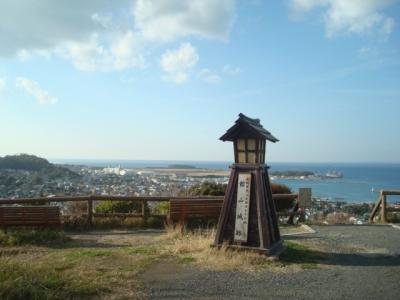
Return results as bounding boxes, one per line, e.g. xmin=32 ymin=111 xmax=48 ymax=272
xmin=1 ymin=154 xmax=343 ymax=200
xmin=0 ymin=154 xmax=228 ymax=199
xmin=0 ymin=154 xmax=390 ymax=224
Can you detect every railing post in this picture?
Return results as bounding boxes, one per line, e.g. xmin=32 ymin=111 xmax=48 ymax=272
xmin=142 ymin=200 xmax=148 ymax=225
xmin=369 ymin=193 xmax=382 ymax=223
xmin=381 ymin=193 xmax=388 ymax=223
xmin=87 ymin=197 xmax=93 ymax=226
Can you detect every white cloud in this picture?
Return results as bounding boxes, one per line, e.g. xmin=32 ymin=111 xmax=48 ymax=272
xmin=0 ymin=79 xmax=5 ymax=94
xmin=198 ymin=69 xmax=221 ymax=84
xmin=222 ymin=64 xmax=242 ymax=75
xmin=133 ymin=0 xmax=236 ymax=42
xmin=161 ymin=43 xmax=199 ymax=84
xmin=0 ymin=1 xmax=236 ymax=75
xmin=0 ymin=0 xmax=119 ymax=57
xmin=16 ymin=77 xmax=58 ymax=105
xmin=290 ymin=0 xmax=397 ymax=38
xmin=0 ymin=0 xmax=145 ymax=72
xmin=59 ymin=31 xmax=145 ymax=72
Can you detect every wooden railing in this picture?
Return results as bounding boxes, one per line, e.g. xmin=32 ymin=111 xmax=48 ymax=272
xmin=0 ymin=192 xmax=303 ymax=226
xmin=369 ymin=190 xmax=400 ymax=223
xmin=0 ymin=195 xmax=222 ymax=226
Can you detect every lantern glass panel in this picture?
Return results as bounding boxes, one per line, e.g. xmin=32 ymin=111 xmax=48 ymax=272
xmin=247 ymin=139 xmax=256 ymax=151
xmin=248 ymin=152 xmax=256 ymax=164
xmin=238 ymin=152 xmax=246 ymax=163
xmin=237 ymin=139 xmax=245 ymax=151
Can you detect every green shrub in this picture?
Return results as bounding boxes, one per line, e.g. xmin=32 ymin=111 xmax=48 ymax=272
xmin=91 ymin=216 xmax=164 ymax=229
xmin=0 ymin=228 xmax=69 ymax=246
xmin=92 ymin=216 xmax=144 ymax=228
xmin=95 ymin=200 xmax=146 ymax=214
xmin=153 ymin=201 xmax=170 ymax=214
xmin=186 ymin=182 xmax=226 ymax=196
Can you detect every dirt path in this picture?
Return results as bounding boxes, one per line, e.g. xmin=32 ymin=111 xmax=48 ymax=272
xmin=68 ymin=229 xmax=165 ymax=248
xmin=138 ymin=225 xmax=400 ymax=300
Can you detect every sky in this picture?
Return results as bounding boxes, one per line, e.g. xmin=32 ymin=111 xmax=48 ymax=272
xmin=0 ymin=0 xmax=400 ymax=163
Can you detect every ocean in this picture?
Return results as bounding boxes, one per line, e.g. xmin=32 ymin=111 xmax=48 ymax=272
xmin=52 ymin=159 xmax=400 ymax=204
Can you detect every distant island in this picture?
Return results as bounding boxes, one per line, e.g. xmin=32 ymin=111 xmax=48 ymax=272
xmin=270 ymin=170 xmax=314 ymax=177
xmin=270 ymin=170 xmax=343 ymax=179
xmin=145 ymin=164 xmax=197 ymax=170
xmin=167 ymin=164 xmax=197 ymax=169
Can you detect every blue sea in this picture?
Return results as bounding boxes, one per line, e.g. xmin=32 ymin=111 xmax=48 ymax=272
xmin=53 ymin=159 xmax=400 ymax=204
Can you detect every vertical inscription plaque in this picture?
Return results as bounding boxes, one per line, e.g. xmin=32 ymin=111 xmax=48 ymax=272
xmin=298 ymin=188 xmax=312 ymax=208
xmin=234 ymin=173 xmax=251 ymax=242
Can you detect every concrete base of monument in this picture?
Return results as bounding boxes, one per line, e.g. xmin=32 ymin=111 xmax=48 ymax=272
xmin=211 ymin=240 xmax=286 ymax=260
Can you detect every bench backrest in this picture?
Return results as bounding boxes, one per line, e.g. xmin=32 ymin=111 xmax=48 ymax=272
xmin=0 ymin=206 xmax=61 ymax=227
xmin=169 ymin=199 xmax=223 ymax=221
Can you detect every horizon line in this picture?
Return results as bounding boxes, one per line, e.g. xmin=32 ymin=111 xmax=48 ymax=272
xmin=49 ymin=158 xmax=400 ymax=165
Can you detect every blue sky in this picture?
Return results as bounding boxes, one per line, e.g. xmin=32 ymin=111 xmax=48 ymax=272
xmin=0 ymin=0 xmax=399 ymax=163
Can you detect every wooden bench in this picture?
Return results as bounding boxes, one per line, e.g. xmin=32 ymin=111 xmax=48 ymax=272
xmin=169 ymin=199 xmax=223 ymax=222
xmin=0 ymin=206 xmax=61 ymax=228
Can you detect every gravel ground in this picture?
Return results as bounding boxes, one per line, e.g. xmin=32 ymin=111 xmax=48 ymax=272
xmin=139 ymin=225 xmax=400 ymax=300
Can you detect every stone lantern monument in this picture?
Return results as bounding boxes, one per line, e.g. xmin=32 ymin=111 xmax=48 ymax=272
xmin=213 ymin=113 xmax=283 ymax=255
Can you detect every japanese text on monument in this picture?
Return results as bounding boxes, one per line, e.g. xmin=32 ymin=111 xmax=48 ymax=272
xmin=234 ymin=173 xmax=251 ymax=242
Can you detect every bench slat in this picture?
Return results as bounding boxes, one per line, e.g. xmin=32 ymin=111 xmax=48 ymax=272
xmin=169 ymin=199 xmax=223 ymax=221
xmin=0 ymin=206 xmax=61 ymax=227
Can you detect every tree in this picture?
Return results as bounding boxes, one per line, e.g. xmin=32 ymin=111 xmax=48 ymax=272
xmin=185 ymin=181 xmax=292 ymax=197
xmin=185 ymin=182 xmax=227 ymax=196
xmin=271 ymin=183 xmax=291 ymax=194
xmin=271 ymin=183 xmax=294 ymax=211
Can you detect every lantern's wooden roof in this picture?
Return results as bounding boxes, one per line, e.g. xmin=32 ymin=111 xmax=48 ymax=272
xmin=220 ymin=113 xmax=279 ymax=142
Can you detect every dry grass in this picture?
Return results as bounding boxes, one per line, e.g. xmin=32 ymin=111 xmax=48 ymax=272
xmin=0 ymin=225 xmax=318 ymax=298
xmin=160 ymin=223 xmax=281 ymax=272
xmin=326 ymin=212 xmax=351 ymax=224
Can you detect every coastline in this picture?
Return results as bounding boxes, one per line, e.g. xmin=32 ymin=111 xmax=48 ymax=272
xmin=51 ymin=159 xmax=399 ymax=204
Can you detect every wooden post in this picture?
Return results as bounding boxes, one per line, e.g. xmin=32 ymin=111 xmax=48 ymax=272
xmin=142 ymin=200 xmax=148 ymax=225
xmin=381 ymin=194 xmax=388 ymax=223
xmin=87 ymin=199 xmax=93 ymax=226
xmin=369 ymin=194 xmax=382 ymax=223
